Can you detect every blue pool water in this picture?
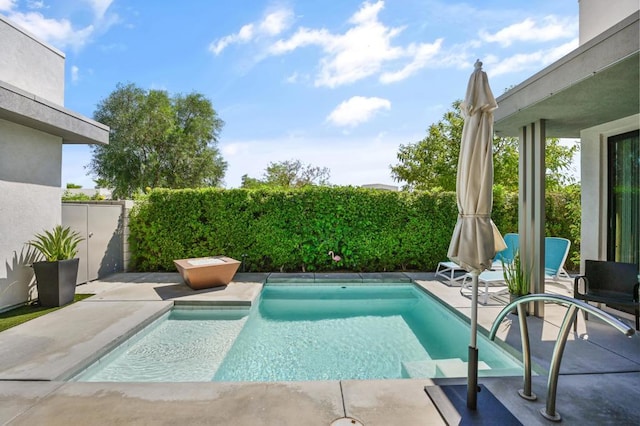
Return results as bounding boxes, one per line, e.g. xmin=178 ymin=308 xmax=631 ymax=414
xmin=74 ymin=285 xmax=522 ymax=382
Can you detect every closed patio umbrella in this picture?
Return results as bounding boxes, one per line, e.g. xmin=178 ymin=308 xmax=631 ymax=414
xmin=447 ymin=59 xmax=506 ymax=410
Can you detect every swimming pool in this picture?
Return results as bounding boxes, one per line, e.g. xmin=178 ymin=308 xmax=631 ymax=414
xmin=74 ymin=284 xmax=522 ymax=382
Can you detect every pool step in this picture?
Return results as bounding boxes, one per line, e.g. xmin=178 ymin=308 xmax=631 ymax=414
xmin=401 ymin=358 xmax=491 ymax=378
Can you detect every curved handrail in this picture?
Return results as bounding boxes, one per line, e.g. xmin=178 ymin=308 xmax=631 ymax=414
xmin=488 ymin=293 xmax=634 ymax=422
xmin=489 ymin=293 xmax=635 ymax=338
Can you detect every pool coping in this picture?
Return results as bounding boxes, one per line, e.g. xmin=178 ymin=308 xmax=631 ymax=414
xmin=266 ymin=271 xmax=414 ymax=283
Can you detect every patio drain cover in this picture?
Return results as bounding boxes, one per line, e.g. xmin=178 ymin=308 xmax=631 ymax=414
xmin=330 ymin=417 xmax=364 ymax=426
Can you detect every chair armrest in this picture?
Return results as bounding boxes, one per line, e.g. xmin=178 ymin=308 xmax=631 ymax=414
xmin=634 ymin=282 xmax=639 ymax=303
xmin=574 ymin=275 xmax=587 ymax=297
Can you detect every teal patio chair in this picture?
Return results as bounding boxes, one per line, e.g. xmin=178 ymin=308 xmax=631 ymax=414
xmin=437 ymin=233 xmax=519 ymax=287
xmin=458 ymin=233 xmax=518 ymax=303
xmin=545 ymin=237 xmax=571 ymax=281
xmin=493 ymin=233 xmax=519 ymax=268
xmin=460 ymin=235 xmax=571 ymax=304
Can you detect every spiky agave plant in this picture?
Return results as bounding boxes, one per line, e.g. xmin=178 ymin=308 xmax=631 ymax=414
xmin=29 ymin=225 xmax=84 ymax=262
xmin=502 ymin=249 xmax=531 ymax=296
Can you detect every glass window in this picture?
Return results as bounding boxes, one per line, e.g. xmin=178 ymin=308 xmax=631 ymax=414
xmin=607 ymin=130 xmax=640 ymax=264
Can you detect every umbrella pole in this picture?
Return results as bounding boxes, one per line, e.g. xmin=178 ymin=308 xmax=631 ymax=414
xmin=467 ymin=271 xmax=479 ymax=410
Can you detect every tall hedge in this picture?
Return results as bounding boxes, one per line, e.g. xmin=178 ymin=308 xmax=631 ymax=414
xmin=129 ymin=186 xmax=580 ymax=272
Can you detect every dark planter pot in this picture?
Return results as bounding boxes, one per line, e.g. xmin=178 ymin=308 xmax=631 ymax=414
xmin=509 ymin=292 xmax=529 ymax=315
xmin=33 ymin=258 xmax=79 ymax=307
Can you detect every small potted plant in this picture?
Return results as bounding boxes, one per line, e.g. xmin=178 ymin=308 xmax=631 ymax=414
xmin=502 ymin=250 xmax=530 ymax=312
xmin=28 ymin=225 xmax=83 ymax=307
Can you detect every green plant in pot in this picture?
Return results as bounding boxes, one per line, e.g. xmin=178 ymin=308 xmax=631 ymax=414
xmin=502 ymin=250 xmax=531 ymax=312
xmin=28 ymin=225 xmax=83 ymax=307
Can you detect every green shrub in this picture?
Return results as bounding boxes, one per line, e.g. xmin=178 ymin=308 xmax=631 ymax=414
xmin=62 ymin=191 xmax=105 ymax=201
xmin=128 ymin=185 xmax=580 ymax=272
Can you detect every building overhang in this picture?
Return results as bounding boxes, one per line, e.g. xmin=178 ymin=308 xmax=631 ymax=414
xmin=0 ymin=80 xmax=109 ymax=145
xmin=494 ymin=12 xmax=639 ymax=138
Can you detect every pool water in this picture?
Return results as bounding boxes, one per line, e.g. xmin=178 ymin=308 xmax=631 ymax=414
xmin=74 ymin=285 xmax=522 ymax=382
xmin=77 ymin=308 xmax=249 ymax=382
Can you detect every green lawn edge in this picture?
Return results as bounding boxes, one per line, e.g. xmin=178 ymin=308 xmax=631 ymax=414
xmin=0 ymin=294 xmax=93 ymax=332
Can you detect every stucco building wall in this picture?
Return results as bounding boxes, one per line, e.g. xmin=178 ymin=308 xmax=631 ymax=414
xmin=579 ymin=0 xmax=639 ymax=45
xmin=0 ymin=14 xmax=107 ymax=311
xmin=0 ymin=120 xmax=63 ymax=309
xmin=0 ymin=15 xmax=65 ymax=104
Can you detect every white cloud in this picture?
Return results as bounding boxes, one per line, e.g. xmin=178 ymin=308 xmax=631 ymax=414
xmin=350 ymin=0 xmax=384 ymax=24
xmin=326 ymin=96 xmax=391 ymax=127
xmin=210 ymin=24 xmax=254 ymax=55
xmin=259 ymin=9 xmax=293 ymax=35
xmin=71 ymin=65 xmax=79 ymax=82
xmin=26 ymin=0 xmax=45 ymax=9
xmin=380 ymin=39 xmax=443 ymax=83
xmin=266 ymin=1 xmax=469 ymax=87
xmin=87 ymin=0 xmax=114 ymax=20
xmin=8 ymin=12 xmax=95 ymax=50
xmin=209 ymin=7 xmax=293 ymax=55
xmin=3 ymin=1 xmax=118 ymax=51
xmin=269 ymin=1 xmax=410 ymax=88
xmin=237 ymin=23 xmax=254 ymax=41
xmin=488 ymin=38 xmax=578 ymax=76
xmin=285 ymin=71 xmax=299 ymax=84
xmin=213 ymin=1 xmax=580 ymax=87
xmin=480 ymin=15 xmax=577 ymax=47
xmin=268 ymin=27 xmax=331 ymax=54
xmin=0 ymin=0 xmax=15 ymax=11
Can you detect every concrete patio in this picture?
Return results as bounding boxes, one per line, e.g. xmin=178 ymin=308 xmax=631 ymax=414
xmin=0 ymin=272 xmax=638 ymax=425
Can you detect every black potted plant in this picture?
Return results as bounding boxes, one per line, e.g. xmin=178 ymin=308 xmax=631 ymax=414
xmin=28 ymin=225 xmax=83 ymax=307
xmin=502 ymin=250 xmax=531 ymax=313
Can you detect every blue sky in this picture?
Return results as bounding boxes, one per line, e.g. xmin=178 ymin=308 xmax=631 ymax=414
xmin=1 ymin=0 xmax=579 ymax=189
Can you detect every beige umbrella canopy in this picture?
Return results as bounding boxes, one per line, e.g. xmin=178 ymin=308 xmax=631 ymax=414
xmin=447 ymin=59 xmax=506 ymax=410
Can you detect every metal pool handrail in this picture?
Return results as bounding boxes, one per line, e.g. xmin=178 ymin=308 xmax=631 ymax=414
xmin=488 ymin=293 xmax=635 ymax=422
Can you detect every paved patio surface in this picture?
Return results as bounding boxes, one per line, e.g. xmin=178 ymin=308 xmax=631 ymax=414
xmin=0 ymin=272 xmax=638 ymax=425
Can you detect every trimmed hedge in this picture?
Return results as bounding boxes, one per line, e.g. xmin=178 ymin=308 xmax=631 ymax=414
xmin=129 ymin=186 xmax=580 ymax=272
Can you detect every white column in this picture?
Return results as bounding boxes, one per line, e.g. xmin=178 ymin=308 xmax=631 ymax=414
xmin=519 ymin=120 xmax=546 ymax=317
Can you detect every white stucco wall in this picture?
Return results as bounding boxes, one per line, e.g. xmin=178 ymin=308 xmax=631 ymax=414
xmin=0 ymin=15 xmax=108 ymax=311
xmin=0 ymin=120 xmax=63 ymax=186
xmin=580 ymin=114 xmax=640 ymax=271
xmin=0 ymin=14 xmax=65 ymax=104
xmin=579 ymin=0 xmax=639 ymax=45
xmin=0 ymin=119 xmax=63 ymax=310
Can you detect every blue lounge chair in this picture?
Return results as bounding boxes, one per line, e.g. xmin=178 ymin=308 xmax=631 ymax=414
xmin=493 ymin=233 xmax=519 ymax=269
xmin=437 ymin=233 xmax=519 ymax=287
xmin=460 ymin=236 xmax=571 ymax=304
xmin=545 ymin=237 xmax=571 ymax=281
xmin=456 ymin=233 xmax=518 ymax=304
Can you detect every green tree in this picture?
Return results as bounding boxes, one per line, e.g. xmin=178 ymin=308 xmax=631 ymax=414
xmin=89 ymin=83 xmax=227 ymax=199
xmin=390 ymin=101 xmax=579 ymax=191
xmin=241 ymin=159 xmax=331 ymax=188
xmin=391 ymin=101 xmax=463 ymax=191
xmin=240 ymin=174 xmax=264 ymax=189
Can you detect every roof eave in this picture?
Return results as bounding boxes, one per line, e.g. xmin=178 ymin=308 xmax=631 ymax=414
xmin=494 ymin=11 xmax=640 ymax=138
xmin=0 ymin=80 xmax=109 ymax=145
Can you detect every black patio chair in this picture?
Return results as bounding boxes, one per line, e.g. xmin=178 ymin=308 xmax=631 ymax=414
xmin=574 ymin=260 xmax=639 ymax=331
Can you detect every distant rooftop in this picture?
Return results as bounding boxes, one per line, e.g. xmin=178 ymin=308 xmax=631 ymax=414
xmin=360 ymin=183 xmax=399 ymax=191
